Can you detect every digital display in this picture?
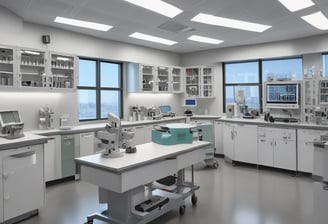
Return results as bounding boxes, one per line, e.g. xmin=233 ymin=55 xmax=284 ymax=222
xmin=0 ymin=111 xmax=20 ymax=124
xmin=159 ymin=105 xmax=171 ymax=113
xmin=266 ymin=84 xmax=298 ymax=104
xmin=184 ymin=98 xmax=197 ymax=107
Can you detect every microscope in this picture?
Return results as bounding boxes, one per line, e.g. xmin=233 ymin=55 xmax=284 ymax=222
xmin=96 ymin=113 xmax=136 ymax=158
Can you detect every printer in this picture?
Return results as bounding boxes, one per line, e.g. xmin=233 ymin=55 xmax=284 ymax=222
xmin=0 ymin=110 xmax=24 ymax=139
xmin=152 ymin=123 xmax=195 ymax=145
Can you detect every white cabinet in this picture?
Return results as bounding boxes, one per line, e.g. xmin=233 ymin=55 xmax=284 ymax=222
xmin=0 ymin=46 xmax=16 ymax=88
xmin=214 ymin=121 xmax=223 ymax=155
xmin=171 ymin=67 xmax=183 ymax=93
xmin=234 ymin=124 xmax=258 ymax=164
xmin=185 ymin=66 xmax=214 ymax=98
xmin=223 ymin=123 xmax=257 ymax=164
xmin=258 ymin=127 xmax=296 ymax=171
xmin=131 ymin=126 xmax=146 ymax=145
xmin=18 ymin=48 xmax=47 ymax=88
xmin=44 ymin=135 xmax=61 ymax=182
xmin=49 ymin=52 xmax=76 ymax=90
xmin=0 ymin=144 xmax=44 ymax=223
xmin=79 ymin=132 xmax=95 ymax=156
xmin=297 ymin=129 xmax=326 ymax=173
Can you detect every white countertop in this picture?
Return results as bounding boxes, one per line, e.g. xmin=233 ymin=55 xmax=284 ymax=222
xmin=75 ymin=141 xmax=210 ymax=173
xmin=0 ymin=133 xmax=50 ymax=151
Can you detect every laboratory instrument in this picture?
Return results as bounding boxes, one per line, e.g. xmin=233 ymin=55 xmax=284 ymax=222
xmin=59 ymin=114 xmax=71 ymax=130
xmin=234 ymin=88 xmax=247 ymax=118
xmin=183 ymin=98 xmax=197 ymax=116
xmin=159 ymin=105 xmax=175 ymax=117
xmin=0 ymin=110 xmax=24 ymax=139
xmin=152 ymin=123 xmax=194 ymax=145
xmin=96 ymin=113 xmax=136 ymax=157
xmin=129 ymin=105 xmax=147 ymax=121
xmin=39 ymin=106 xmax=54 ymax=129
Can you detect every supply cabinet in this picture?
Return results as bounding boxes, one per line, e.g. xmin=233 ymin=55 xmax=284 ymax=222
xmin=258 ymin=127 xmax=296 ymax=171
xmin=185 ymin=66 xmax=214 ymax=98
xmin=0 ymin=144 xmax=44 ymax=223
xmin=0 ymin=46 xmax=16 ymax=88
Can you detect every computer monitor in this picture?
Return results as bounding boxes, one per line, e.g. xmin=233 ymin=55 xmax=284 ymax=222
xmin=159 ymin=105 xmax=171 ymax=114
xmin=184 ymin=98 xmax=197 ymax=107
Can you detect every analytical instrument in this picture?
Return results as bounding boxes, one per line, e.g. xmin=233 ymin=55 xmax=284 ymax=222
xmin=183 ymin=98 xmax=197 ymax=116
xmin=39 ymin=106 xmax=54 ymax=129
xmin=159 ymin=105 xmax=176 ymax=117
xmin=0 ymin=110 xmax=24 ymax=139
xmin=96 ymin=113 xmax=136 ymax=157
xmin=152 ymin=123 xmax=194 ymax=145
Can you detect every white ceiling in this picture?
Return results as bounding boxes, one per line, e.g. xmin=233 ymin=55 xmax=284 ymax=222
xmin=1 ymin=0 xmax=328 ymax=53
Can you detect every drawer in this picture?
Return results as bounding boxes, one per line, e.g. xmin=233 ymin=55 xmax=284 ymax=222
xmin=177 ymin=149 xmax=205 ymax=170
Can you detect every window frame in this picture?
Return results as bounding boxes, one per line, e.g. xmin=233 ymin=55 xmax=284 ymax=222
xmin=78 ymin=57 xmax=123 ymax=121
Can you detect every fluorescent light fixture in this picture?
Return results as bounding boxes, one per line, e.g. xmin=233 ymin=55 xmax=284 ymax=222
xmin=56 ymin=57 xmax=71 ymax=61
xmin=54 ymin=16 xmax=112 ymax=31
xmin=191 ymin=13 xmax=271 ymax=32
xmin=23 ymin=50 xmax=40 ymax=55
xmin=301 ymin=11 xmax=328 ymax=30
xmin=129 ymin=32 xmax=177 ymax=45
xmin=124 ymin=0 xmax=183 ymax=18
xmin=278 ymin=0 xmax=315 ymax=12
xmin=188 ymin=35 xmax=223 ymax=45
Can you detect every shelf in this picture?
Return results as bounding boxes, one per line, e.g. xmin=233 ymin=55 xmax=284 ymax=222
xmin=21 ymin=72 xmax=40 ymax=76
xmin=0 ymin=61 xmax=13 ymax=65
xmin=52 ymin=67 xmax=74 ymax=70
xmin=0 ymin=71 xmax=13 ymax=74
xmin=21 ymin=64 xmax=45 ymax=68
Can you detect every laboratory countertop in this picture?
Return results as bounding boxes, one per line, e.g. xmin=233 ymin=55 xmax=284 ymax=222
xmin=219 ymin=117 xmax=328 ymax=130
xmin=75 ymin=141 xmax=210 ymax=174
xmin=0 ymin=133 xmax=50 ymax=151
xmin=26 ymin=115 xmax=222 ymax=136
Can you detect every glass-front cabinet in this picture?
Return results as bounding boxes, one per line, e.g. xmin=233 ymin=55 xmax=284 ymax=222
xmin=156 ymin=66 xmax=170 ymax=93
xmin=319 ymin=79 xmax=328 ymax=105
xmin=140 ymin=65 xmax=155 ymax=92
xmin=18 ymin=49 xmax=46 ymax=88
xmin=0 ymin=47 xmax=15 ymax=87
xmin=171 ymin=67 xmax=182 ymax=93
xmin=50 ymin=53 xmax=75 ymax=89
xmin=185 ymin=66 xmax=213 ymax=98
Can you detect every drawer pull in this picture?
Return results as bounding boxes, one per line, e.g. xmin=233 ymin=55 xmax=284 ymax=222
xmin=10 ymin=151 xmax=35 ymax=158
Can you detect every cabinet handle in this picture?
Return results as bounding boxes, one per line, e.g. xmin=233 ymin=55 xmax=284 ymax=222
xmin=81 ymin=134 xmax=94 ymax=138
xmin=10 ymin=151 xmax=35 ymax=158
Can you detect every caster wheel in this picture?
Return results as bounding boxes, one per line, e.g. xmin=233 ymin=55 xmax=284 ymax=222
xmin=85 ymin=220 xmax=93 ymax=224
xmin=179 ymin=205 xmax=186 ymax=215
xmin=191 ymin=194 xmax=198 ymax=206
xmin=213 ymin=162 xmax=219 ymax=169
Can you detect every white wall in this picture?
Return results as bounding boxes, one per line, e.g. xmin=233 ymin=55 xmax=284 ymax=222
xmin=0 ymin=6 xmax=182 ymax=129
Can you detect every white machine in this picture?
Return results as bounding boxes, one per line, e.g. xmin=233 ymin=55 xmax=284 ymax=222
xmin=0 ymin=110 xmax=24 ymax=139
xmin=39 ymin=106 xmax=54 ymax=130
xmin=96 ymin=113 xmax=136 ymax=157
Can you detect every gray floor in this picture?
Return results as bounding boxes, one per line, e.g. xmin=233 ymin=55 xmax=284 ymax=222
xmin=20 ymin=159 xmax=314 ymax=224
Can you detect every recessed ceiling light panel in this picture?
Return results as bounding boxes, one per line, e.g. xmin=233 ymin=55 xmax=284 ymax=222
xmin=278 ymin=0 xmax=315 ymax=12
xmin=129 ymin=32 xmax=177 ymax=45
xmin=301 ymin=11 xmax=328 ymax=30
xmin=54 ymin=16 xmax=112 ymax=31
xmin=124 ymin=0 xmax=183 ymax=18
xmin=188 ymin=35 xmax=223 ymax=45
xmin=191 ymin=13 xmax=271 ymax=32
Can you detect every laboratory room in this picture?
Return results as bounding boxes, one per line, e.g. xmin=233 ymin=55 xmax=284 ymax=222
xmin=1 ymin=0 xmax=328 ymax=223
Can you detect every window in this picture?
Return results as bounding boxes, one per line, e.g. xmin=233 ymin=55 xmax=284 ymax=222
xmin=262 ymin=57 xmax=303 ymax=81
xmin=323 ymin=54 xmax=328 ymax=77
xmin=223 ymin=61 xmax=261 ymax=112
xmin=223 ymin=57 xmax=303 ymax=113
xmin=78 ymin=58 xmax=123 ymax=121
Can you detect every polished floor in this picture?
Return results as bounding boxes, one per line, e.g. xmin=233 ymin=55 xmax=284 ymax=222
xmin=20 ymin=159 xmax=314 ymax=224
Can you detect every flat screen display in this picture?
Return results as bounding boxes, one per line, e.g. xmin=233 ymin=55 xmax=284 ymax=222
xmin=159 ymin=105 xmax=171 ymax=113
xmin=266 ymin=84 xmax=298 ymax=104
xmin=184 ymin=98 xmax=197 ymax=107
xmin=0 ymin=111 xmax=21 ymax=124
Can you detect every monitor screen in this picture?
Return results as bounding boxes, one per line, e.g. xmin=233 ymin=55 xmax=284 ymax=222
xmin=184 ymin=98 xmax=197 ymax=107
xmin=0 ymin=111 xmax=21 ymax=124
xmin=159 ymin=105 xmax=171 ymax=113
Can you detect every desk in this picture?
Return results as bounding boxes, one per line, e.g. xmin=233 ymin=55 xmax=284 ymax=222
xmin=75 ymin=141 xmax=210 ymax=224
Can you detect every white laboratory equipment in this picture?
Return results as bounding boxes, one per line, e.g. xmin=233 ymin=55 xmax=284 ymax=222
xmin=0 ymin=110 xmax=24 ymax=139
xmin=39 ymin=106 xmax=54 ymax=129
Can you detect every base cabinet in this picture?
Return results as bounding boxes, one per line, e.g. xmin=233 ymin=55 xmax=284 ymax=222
xmin=258 ymin=127 xmax=296 ymax=171
xmin=0 ymin=145 xmax=44 ymax=223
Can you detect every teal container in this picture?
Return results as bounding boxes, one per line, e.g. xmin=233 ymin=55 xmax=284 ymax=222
xmin=152 ymin=124 xmax=193 ymax=145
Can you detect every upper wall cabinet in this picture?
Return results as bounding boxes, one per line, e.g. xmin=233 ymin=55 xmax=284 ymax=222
xmin=19 ymin=48 xmax=47 ymax=88
xmin=185 ymin=66 xmax=214 ymax=98
xmin=0 ymin=46 xmax=16 ymax=88
xmin=127 ymin=63 xmax=183 ymax=93
xmin=50 ymin=53 xmax=76 ymax=90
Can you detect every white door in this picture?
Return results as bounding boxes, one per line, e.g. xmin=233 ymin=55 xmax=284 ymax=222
xmin=234 ymin=124 xmax=258 ymax=164
xmin=214 ymin=121 xmax=223 ymax=154
xmin=274 ymin=139 xmax=296 ymax=170
xmin=258 ymin=137 xmax=274 ymax=167
xmin=223 ymin=123 xmax=234 ymax=160
xmin=44 ymin=138 xmax=56 ymax=182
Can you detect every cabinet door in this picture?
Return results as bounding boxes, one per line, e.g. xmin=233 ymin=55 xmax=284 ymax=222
xmin=274 ymin=139 xmax=296 ymax=170
xmin=156 ymin=66 xmax=170 ymax=93
xmin=79 ymin=132 xmax=95 ymax=156
xmin=223 ymin=123 xmax=234 ymax=160
xmin=200 ymin=67 xmax=213 ymax=97
xmin=185 ymin=67 xmax=199 ymax=97
xmin=50 ymin=52 xmax=76 ymax=89
xmin=297 ymin=129 xmax=322 ymax=173
xmin=3 ymin=145 xmax=44 ymax=221
xmin=0 ymin=46 xmax=15 ymax=88
xmin=214 ymin=121 xmax=223 ymax=154
xmin=44 ymin=139 xmax=56 ymax=182
xmin=258 ymin=137 xmax=274 ymax=166
xmin=171 ymin=67 xmax=182 ymax=93
xmin=140 ymin=65 xmax=155 ymax=92
xmin=234 ymin=124 xmax=258 ymax=164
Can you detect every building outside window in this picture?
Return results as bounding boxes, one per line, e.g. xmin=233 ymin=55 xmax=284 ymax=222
xmin=262 ymin=57 xmax=303 ymax=81
xmin=78 ymin=58 xmax=123 ymax=121
xmin=323 ymin=54 xmax=328 ymax=77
